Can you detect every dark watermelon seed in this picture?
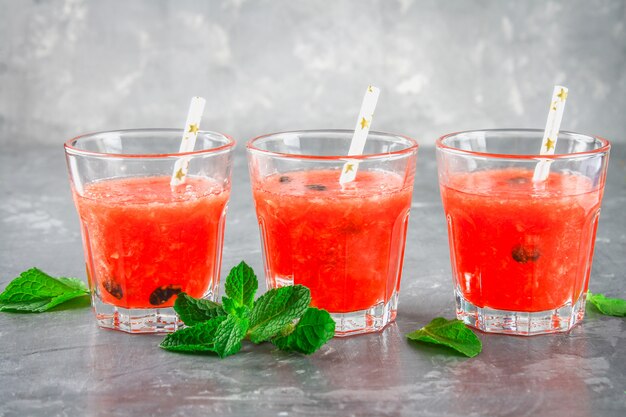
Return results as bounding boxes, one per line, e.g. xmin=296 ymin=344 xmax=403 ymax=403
xmin=149 ymin=285 xmax=183 ymax=306
xmin=306 ymin=184 xmax=327 ymax=191
xmin=512 ymin=245 xmax=541 ymax=263
xmin=103 ymin=280 xmax=123 ymax=300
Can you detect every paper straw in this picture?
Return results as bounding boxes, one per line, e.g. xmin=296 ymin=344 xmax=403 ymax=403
xmin=339 ymin=85 xmax=380 ymax=185
xmin=532 ymin=86 xmax=568 ymax=182
xmin=171 ymin=96 xmax=206 ymax=187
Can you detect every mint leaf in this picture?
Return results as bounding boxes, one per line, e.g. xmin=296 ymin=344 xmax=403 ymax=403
xmin=56 ymin=277 xmax=89 ymax=292
xmin=221 ymin=295 xmax=251 ymax=318
xmin=224 ymin=261 xmax=258 ymax=309
xmin=221 ymin=296 xmax=238 ymax=315
xmin=406 ymin=317 xmax=482 ymax=358
xmin=587 ymin=292 xmax=626 ymax=317
xmin=160 ymin=316 xmax=226 ymax=353
xmin=0 ymin=268 xmax=90 ymax=313
xmin=273 ymin=308 xmax=335 ymax=354
xmin=214 ymin=314 xmax=250 ymax=358
xmin=174 ymin=292 xmax=225 ymax=326
xmin=248 ymin=285 xmax=311 ymax=343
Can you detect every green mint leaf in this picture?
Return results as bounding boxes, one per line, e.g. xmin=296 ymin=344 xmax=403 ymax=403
xmin=214 ymin=314 xmax=250 ymax=358
xmin=224 ymin=261 xmax=258 ymax=309
xmin=587 ymin=292 xmax=626 ymax=317
xmin=222 ymin=296 xmax=251 ymax=319
xmin=273 ymin=308 xmax=335 ymax=354
xmin=248 ymin=285 xmax=311 ymax=343
xmin=221 ymin=296 xmax=238 ymax=315
xmin=233 ymin=304 xmax=251 ymax=319
xmin=406 ymin=317 xmax=482 ymax=358
xmin=0 ymin=268 xmax=90 ymax=313
xmin=0 ymin=268 xmax=84 ymax=300
xmin=174 ymin=292 xmax=225 ymax=326
xmin=276 ymin=322 xmax=296 ymax=338
xmin=56 ymin=277 xmax=89 ymax=292
xmin=160 ymin=316 xmax=226 ymax=353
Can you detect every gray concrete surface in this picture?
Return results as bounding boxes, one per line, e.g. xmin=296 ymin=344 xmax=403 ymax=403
xmin=0 ymin=143 xmax=624 ymax=417
xmin=0 ymin=0 xmax=625 ymax=148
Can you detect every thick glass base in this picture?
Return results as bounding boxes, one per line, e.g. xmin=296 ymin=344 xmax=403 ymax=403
xmin=456 ymin=290 xmax=587 ymax=336
xmin=331 ymin=292 xmax=398 ymax=337
xmin=92 ymin=296 xmax=182 ymax=334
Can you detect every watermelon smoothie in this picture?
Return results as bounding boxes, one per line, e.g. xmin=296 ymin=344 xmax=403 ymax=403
xmin=65 ymin=128 xmax=235 ymax=333
xmin=247 ymin=129 xmax=418 ymax=335
xmin=436 ymin=129 xmax=610 ymax=335
xmin=253 ymin=170 xmax=412 ymax=313
xmin=74 ymin=176 xmax=229 ymax=309
xmin=441 ymin=168 xmax=602 ymax=312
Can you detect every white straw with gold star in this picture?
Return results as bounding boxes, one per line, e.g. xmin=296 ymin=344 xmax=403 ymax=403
xmin=171 ymin=96 xmax=206 ymax=187
xmin=339 ymin=85 xmax=380 ymax=185
xmin=532 ymin=85 xmax=568 ymax=182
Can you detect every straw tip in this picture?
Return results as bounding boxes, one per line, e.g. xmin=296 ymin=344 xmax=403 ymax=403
xmin=367 ymin=85 xmax=380 ymax=94
xmin=552 ymin=85 xmax=569 ymax=103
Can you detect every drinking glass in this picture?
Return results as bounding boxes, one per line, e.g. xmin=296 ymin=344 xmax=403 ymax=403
xmin=247 ymin=130 xmax=418 ymax=336
xmin=65 ymin=129 xmax=235 ymax=333
xmin=436 ymin=129 xmax=610 ymax=335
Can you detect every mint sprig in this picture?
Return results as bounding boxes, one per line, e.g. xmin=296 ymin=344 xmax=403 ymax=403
xmin=587 ymin=292 xmax=626 ymax=317
xmin=0 ymin=268 xmax=90 ymax=313
xmin=406 ymin=317 xmax=482 ymax=358
xmin=160 ymin=261 xmax=335 ymax=357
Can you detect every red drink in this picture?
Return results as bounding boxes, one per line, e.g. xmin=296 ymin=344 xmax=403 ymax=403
xmin=74 ymin=176 xmax=229 ymax=309
xmin=441 ymin=168 xmax=603 ymax=312
xmin=252 ymin=170 xmax=412 ymax=313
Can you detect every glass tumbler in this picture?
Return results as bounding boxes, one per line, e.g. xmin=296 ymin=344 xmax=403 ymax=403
xmin=64 ymin=129 xmax=235 ymax=333
xmin=247 ymin=130 xmax=418 ymax=336
xmin=436 ymin=129 xmax=610 ymax=335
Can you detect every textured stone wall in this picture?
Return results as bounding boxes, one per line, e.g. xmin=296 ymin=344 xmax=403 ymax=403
xmin=1 ymin=0 xmax=624 ymax=146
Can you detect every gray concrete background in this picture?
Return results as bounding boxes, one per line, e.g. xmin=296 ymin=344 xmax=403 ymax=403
xmin=1 ymin=0 xmax=625 ymax=148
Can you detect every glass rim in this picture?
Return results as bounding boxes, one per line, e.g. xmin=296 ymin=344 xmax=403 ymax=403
xmin=63 ymin=128 xmax=236 ymax=159
xmin=436 ymin=128 xmax=611 ymax=160
xmin=246 ymin=129 xmax=418 ymax=161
